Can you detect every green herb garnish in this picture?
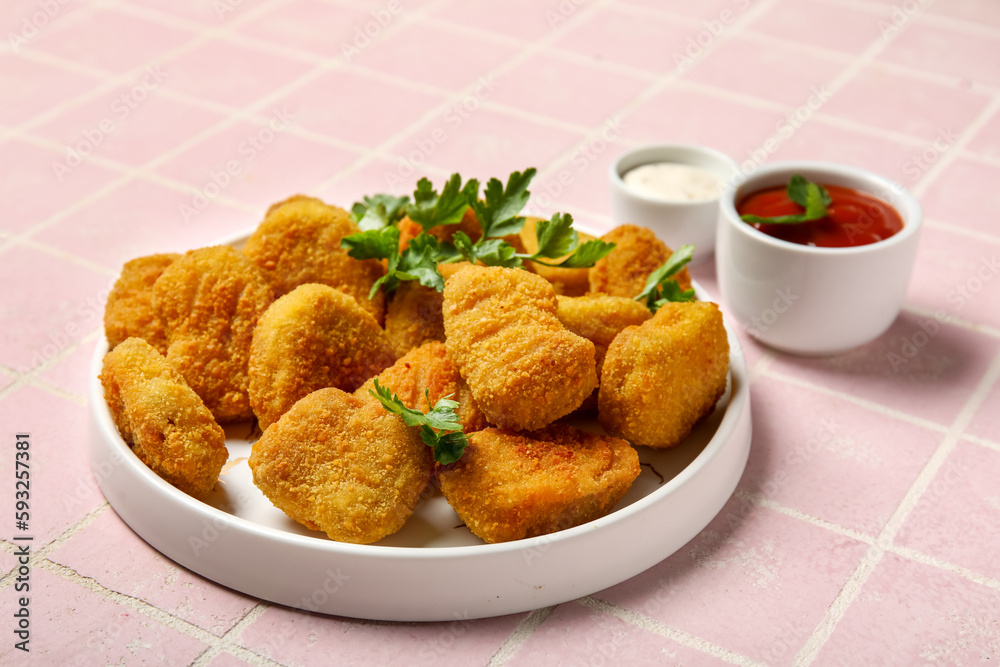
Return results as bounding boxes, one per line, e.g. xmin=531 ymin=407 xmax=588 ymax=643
xmin=341 ymin=169 xmax=616 ymax=295
xmin=740 ymin=174 xmax=833 ymax=225
xmin=634 ymin=244 xmax=696 ymax=313
xmin=369 ymin=378 xmax=468 ymax=464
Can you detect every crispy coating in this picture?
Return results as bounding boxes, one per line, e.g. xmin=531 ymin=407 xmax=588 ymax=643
xmin=248 ymin=387 xmax=433 ymax=544
xmin=244 ymin=195 xmax=386 ymax=324
xmin=384 ymin=281 xmax=445 ymax=357
xmin=588 ymin=224 xmax=692 ymax=298
xmin=356 ymin=341 xmax=487 ymax=433
xmin=556 ymin=294 xmax=652 ymax=375
xmin=100 ymin=338 xmax=228 ymax=498
xmin=437 ymin=425 xmax=640 ymax=543
xmin=519 ymin=216 xmax=592 ymax=296
xmin=599 ymin=301 xmax=729 ymax=448
xmin=397 ymin=207 xmax=482 ymax=251
xmin=104 ymin=253 xmax=180 ymax=353
xmin=249 ymin=283 xmax=396 ymax=429
xmin=443 ymin=265 xmax=598 ymax=431
xmin=154 ymin=246 xmax=274 ymax=423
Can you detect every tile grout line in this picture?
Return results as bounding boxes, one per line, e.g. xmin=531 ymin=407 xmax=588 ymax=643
xmin=189 ymin=602 xmax=287 ymax=667
xmin=576 ymin=596 xmax=768 ymax=667
xmin=486 ymin=606 xmax=555 ymax=666
xmin=792 ymin=343 xmax=1000 ymax=665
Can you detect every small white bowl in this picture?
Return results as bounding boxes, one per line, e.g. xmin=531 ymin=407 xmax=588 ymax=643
xmin=610 ymin=144 xmax=739 ymax=264
xmin=716 ymin=161 xmax=922 ymax=356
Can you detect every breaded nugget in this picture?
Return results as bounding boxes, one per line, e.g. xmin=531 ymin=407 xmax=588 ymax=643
xmin=556 ymin=294 xmax=652 ymax=375
xmin=356 ymin=341 xmax=487 ymax=433
xmin=249 ymin=283 xmax=396 ymax=429
xmin=248 ymin=387 xmax=433 ymax=544
xmin=397 ymin=207 xmax=482 ymax=251
xmin=104 ymin=253 xmax=180 ymax=353
xmin=100 ymin=337 xmax=228 ymax=498
xmin=599 ymin=301 xmax=729 ymax=448
xmin=443 ymin=265 xmax=598 ymax=431
xmin=589 ymin=224 xmax=692 ymax=298
xmin=437 ymin=425 xmax=640 ymax=543
xmin=243 ymin=195 xmax=386 ymax=324
xmin=154 ymin=246 xmax=274 ymax=423
xmin=519 ymin=216 xmax=592 ymax=296
xmin=384 ymin=281 xmax=446 ymax=357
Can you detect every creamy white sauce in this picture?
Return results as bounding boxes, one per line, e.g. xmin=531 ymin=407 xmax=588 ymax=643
xmin=623 ymin=162 xmax=722 ymax=202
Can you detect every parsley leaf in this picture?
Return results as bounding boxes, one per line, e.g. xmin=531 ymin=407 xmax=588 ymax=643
xmin=350 ymin=193 xmax=410 ymax=231
xmin=369 ymin=378 xmax=469 ymax=464
xmin=408 ymin=174 xmax=480 ymax=232
xmin=517 ymin=213 xmax=616 ymax=269
xmin=471 ymin=168 xmax=537 ymax=239
xmin=740 ymin=174 xmax=833 ymax=225
xmin=635 ymin=244 xmax=696 ymax=312
xmin=341 ymin=226 xmax=448 ymax=297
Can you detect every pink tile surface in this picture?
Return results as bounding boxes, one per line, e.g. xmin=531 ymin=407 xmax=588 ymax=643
xmin=6 ymin=1 xmax=1000 ymax=662
xmin=27 ymin=6 xmax=196 ymax=75
xmin=597 ymin=501 xmax=870 ymax=665
xmin=742 ymin=375 xmax=941 ymax=534
xmin=0 ymin=568 xmax=208 ymax=666
xmin=816 ymin=553 xmax=1000 ymax=666
xmin=895 ymin=439 xmax=1000 ymax=580
xmin=48 ymin=509 xmax=258 ymax=634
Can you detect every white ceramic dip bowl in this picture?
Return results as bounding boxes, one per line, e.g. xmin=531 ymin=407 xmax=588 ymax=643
xmin=610 ymin=144 xmax=739 ymax=264
xmin=716 ymin=161 xmax=922 ymax=356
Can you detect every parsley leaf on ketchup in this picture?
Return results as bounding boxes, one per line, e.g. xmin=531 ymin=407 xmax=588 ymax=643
xmin=740 ymin=174 xmax=833 ymax=225
xmin=369 ymin=378 xmax=468 ymax=464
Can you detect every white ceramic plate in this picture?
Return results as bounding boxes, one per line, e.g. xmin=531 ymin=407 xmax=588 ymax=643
xmin=88 ymin=231 xmax=752 ymax=622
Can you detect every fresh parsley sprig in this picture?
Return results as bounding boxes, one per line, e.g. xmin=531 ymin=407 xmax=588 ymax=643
xmin=369 ymin=378 xmax=468 ymax=464
xmin=409 ymin=174 xmax=480 ymax=231
xmin=740 ymin=174 xmax=833 ymax=225
xmin=341 ymin=226 xmax=450 ymax=298
xmin=350 ymin=193 xmax=410 ymax=231
xmin=634 ymin=244 xmax=696 ymax=313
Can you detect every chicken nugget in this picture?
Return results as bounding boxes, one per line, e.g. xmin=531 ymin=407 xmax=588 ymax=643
xmin=356 ymin=341 xmax=487 ymax=433
xmin=384 ymin=281 xmax=446 ymax=357
xmin=437 ymin=425 xmax=640 ymax=543
xmin=397 ymin=207 xmax=482 ymax=251
xmin=589 ymin=224 xmax=692 ymax=298
xmin=154 ymin=246 xmax=274 ymax=423
xmin=443 ymin=265 xmax=597 ymax=431
xmin=519 ymin=216 xmax=592 ymax=296
xmin=248 ymin=387 xmax=433 ymax=544
xmin=599 ymin=301 xmax=729 ymax=448
xmin=100 ymin=337 xmax=228 ymax=498
xmin=104 ymin=253 xmax=180 ymax=353
xmin=243 ymin=195 xmax=386 ymax=324
xmin=556 ymin=294 xmax=652 ymax=375
xmin=249 ymin=283 xmax=396 ymax=429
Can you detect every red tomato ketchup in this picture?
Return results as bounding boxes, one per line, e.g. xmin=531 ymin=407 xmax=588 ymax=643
xmin=737 ymin=184 xmax=904 ymax=248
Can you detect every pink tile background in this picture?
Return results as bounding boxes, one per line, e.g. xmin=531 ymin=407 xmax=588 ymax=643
xmin=4 ymin=0 xmax=999 ymax=664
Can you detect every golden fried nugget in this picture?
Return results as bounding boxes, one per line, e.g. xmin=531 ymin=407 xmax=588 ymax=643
xmin=154 ymin=246 xmax=274 ymax=423
xmin=104 ymin=253 xmax=180 ymax=353
xmin=100 ymin=338 xmax=228 ymax=498
xmin=599 ymin=301 xmax=729 ymax=448
xmin=384 ymin=281 xmax=446 ymax=357
xmin=356 ymin=341 xmax=487 ymax=433
xmin=589 ymin=224 xmax=692 ymax=298
xmin=243 ymin=195 xmax=386 ymax=324
xmin=437 ymin=425 xmax=640 ymax=543
xmin=443 ymin=265 xmax=598 ymax=431
xmin=397 ymin=207 xmax=482 ymax=251
xmin=248 ymin=387 xmax=433 ymax=544
xmin=519 ymin=216 xmax=592 ymax=296
xmin=556 ymin=294 xmax=652 ymax=375
xmin=249 ymin=283 xmax=396 ymax=429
